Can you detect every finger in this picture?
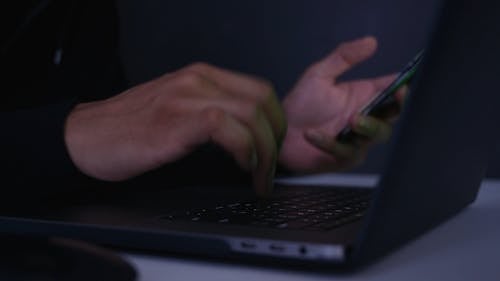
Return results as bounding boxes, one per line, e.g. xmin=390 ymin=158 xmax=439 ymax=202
xmin=180 ymin=100 xmax=278 ymax=197
xmin=308 ymin=36 xmax=378 ymax=79
xmin=235 ymin=104 xmax=277 ymax=198
xmin=378 ymin=84 xmax=410 ymax=122
xmin=150 ymin=107 xmax=257 ymax=178
xmin=183 ymin=63 xmax=287 ymax=147
xmin=371 ymin=74 xmax=409 ymax=108
xmin=304 ymin=129 xmax=360 ymax=160
xmin=395 ymin=84 xmax=409 ymax=105
xmin=351 ymin=115 xmax=392 ymax=142
xmin=204 ymin=110 xmax=259 ymax=172
xmin=354 ymin=75 xmax=409 ymax=120
xmin=200 ymin=98 xmax=278 ymax=197
xmin=198 ymin=108 xmax=275 ymax=197
xmin=372 ymin=84 xmax=409 ymax=120
xmin=169 ymin=65 xmax=280 ymax=196
xmin=371 ymin=73 xmax=398 ymax=92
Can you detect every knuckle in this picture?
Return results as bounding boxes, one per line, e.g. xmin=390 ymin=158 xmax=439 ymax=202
xmin=175 ymin=70 xmax=206 ymax=90
xmin=255 ymin=79 xmax=276 ymax=101
xmin=158 ymin=72 xmax=174 ymax=81
xmin=185 ymin=62 xmax=212 ymax=72
xmin=201 ymin=107 xmax=226 ymax=131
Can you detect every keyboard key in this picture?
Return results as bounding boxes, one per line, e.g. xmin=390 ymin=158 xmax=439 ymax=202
xmin=160 ymin=188 xmax=372 ymax=232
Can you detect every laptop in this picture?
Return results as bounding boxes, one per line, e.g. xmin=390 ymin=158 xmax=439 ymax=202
xmin=2 ymin=0 xmax=500 ymax=268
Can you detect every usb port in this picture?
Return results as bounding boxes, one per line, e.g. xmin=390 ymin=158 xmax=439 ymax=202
xmin=269 ymin=244 xmax=286 ymax=253
xmin=240 ymin=241 xmax=256 ymax=250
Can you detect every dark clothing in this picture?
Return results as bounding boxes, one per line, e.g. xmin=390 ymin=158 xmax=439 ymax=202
xmin=1 ymin=1 xmax=253 ymax=201
xmin=1 ymin=1 xmax=126 ymax=195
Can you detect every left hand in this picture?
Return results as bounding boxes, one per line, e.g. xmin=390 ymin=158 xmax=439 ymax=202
xmin=279 ymin=36 xmax=407 ymax=173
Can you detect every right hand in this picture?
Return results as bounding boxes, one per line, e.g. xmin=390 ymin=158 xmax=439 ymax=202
xmin=64 ymin=63 xmax=286 ymax=196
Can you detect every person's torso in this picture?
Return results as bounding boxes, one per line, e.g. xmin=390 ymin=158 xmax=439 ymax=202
xmin=1 ymin=0 xmax=125 ymax=111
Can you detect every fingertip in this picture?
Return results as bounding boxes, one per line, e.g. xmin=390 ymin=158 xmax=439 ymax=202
xmin=354 ymin=115 xmax=392 ymax=142
xmin=255 ymin=187 xmax=269 ymax=198
xmin=329 ymin=140 xmax=359 ymax=160
xmin=354 ymin=114 xmax=375 ymax=126
xmin=353 ymin=36 xmax=378 ymax=57
xmin=314 ymin=36 xmax=379 ymax=78
xmin=253 ymin=158 xmax=276 ymax=198
xmin=250 ymin=149 xmax=258 ymax=171
xmin=395 ymin=84 xmax=409 ymax=104
xmin=344 ymin=35 xmax=377 ymax=51
xmin=238 ymin=146 xmax=259 ymax=172
xmin=361 ymin=35 xmax=378 ymax=49
xmin=353 ymin=115 xmax=381 ymax=137
xmin=253 ymin=177 xmax=273 ymax=198
xmin=266 ymin=160 xmax=277 ymax=196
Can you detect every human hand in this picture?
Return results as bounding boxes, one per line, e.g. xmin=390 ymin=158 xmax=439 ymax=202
xmin=64 ymin=63 xmax=286 ymax=196
xmin=279 ymin=37 xmax=407 ymax=173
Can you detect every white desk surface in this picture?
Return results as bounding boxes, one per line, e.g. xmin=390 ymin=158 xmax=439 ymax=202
xmin=122 ymin=173 xmax=500 ymax=281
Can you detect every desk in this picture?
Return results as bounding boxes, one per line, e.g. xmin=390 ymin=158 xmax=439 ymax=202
xmin=123 ymin=174 xmax=500 ymax=281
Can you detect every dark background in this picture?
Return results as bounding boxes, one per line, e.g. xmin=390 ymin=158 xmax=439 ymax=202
xmin=115 ymin=0 xmax=500 ymax=177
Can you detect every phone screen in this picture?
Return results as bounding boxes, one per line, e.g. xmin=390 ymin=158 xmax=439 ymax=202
xmin=336 ymin=50 xmax=425 ymax=142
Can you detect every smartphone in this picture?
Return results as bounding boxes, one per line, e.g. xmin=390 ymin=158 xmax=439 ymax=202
xmin=336 ymin=50 xmax=425 ymax=143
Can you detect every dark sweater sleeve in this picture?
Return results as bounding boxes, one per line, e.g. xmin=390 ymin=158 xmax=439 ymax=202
xmin=1 ymin=100 xmax=84 ymax=187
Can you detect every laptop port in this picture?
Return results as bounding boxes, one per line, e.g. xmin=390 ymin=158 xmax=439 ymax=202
xmin=240 ymin=241 xmax=256 ymax=250
xmin=299 ymin=246 xmax=307 ymax=255
xmin=269 ymin=244 xmax=286 ymax=253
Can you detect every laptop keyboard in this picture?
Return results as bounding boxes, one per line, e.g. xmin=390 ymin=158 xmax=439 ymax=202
xmin=160 ymin=188 xmax=372 ymax=232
